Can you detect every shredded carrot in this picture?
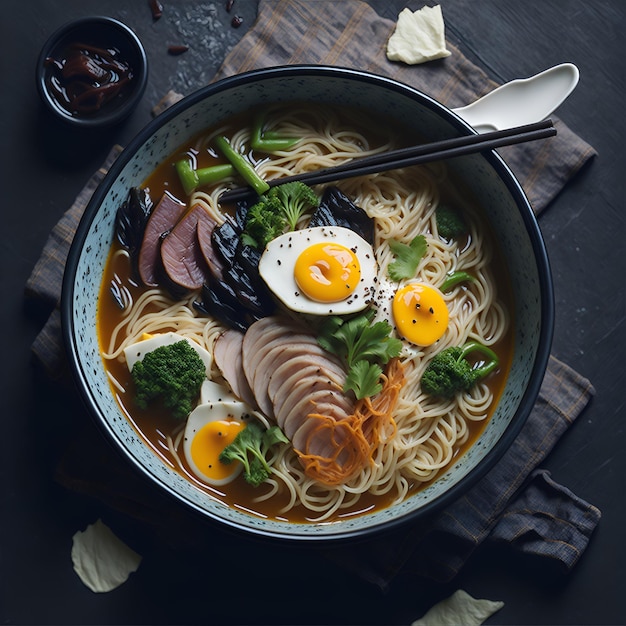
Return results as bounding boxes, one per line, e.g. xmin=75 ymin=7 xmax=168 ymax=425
xmin=296 ymin=358 xmax=406 ymax=486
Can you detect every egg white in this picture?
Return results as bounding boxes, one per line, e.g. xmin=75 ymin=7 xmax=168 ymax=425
xmin=258 ymin=226 xmax=378 ymax=315
xmin=183 ymin=401 xmax=251 ymax=486
xmin=370 ymin=274 xmax=424 ymax=358
xmin=123 ymin=331 xmax=212 ymax=375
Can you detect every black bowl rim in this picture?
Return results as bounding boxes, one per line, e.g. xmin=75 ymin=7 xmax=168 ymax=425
xmin=61 ymin=64 xmax=554 ymax=542
xmin=35 ymin=15 xmax=148 ymax=128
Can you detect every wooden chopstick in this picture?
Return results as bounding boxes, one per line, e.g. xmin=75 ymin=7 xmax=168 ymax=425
xmin=218 ymin=119 xmax=556 ymax=204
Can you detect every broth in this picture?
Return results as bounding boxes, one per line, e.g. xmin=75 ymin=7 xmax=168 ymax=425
xmin=97 ymin=103 xmax=514 ymax=522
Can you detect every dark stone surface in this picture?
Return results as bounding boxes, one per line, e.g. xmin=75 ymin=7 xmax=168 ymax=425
xmin=1 ymin=1 xmax=623 ymax=623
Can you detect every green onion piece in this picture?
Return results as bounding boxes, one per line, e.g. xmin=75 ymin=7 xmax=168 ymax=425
xmin=441 ymin=270 xmax=475 ymax=292
xmin=250 ymin=112 xmax=264 ymax=148
xmin=255 ymin=137 xmax=300 ymax=152
xmin=250 ymin=112 xmax=298 ymax=152
xmin=214 ymin=135 xmax=270 ymax=196
xmin=461 ymin=341 xmax=500 ymax=377
xmin=175 ymin=159 xmax=199 ymax=195
xmin=196 ymin=163 xmax=236 ymax=188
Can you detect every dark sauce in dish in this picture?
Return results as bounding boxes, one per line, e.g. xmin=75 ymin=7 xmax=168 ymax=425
xmin=44 ymin=42 xmax=133 ymax=116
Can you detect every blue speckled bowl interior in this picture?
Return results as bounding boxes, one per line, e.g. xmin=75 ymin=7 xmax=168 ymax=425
xmin=62 ymin=66 xmax=553 ymax=541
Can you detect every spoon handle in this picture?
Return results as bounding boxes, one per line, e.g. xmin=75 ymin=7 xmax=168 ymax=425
xmin=452 ymin=63 xmax=579 ymax=133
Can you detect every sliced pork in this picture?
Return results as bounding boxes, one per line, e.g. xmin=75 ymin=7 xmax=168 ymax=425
xmin=138 ymin=191 xmax=186 ymax=286
xmin=160 ymin=203 xmax=211 ymax=291
xmin=241 ymin=316 xmax=354 ymax=457
xmin=196 ymin=211 xmax=223 ymax=279
xmin=213 ymin=329 xmax=256 ymax=408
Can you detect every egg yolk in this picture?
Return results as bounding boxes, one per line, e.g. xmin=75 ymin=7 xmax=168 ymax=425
xmin=294 ymin=242 xmax=361 ymax=302
xmin=189 ymin=419 xmax=246 ymax=482
xmin=392 ymin=282 xmax=449 ymax=346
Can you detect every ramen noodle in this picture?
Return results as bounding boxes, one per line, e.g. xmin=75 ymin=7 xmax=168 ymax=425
xmin=98 ymin=104 xmax=512 ymax=522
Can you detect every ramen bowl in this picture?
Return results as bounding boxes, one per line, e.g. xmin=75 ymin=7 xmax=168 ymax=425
xmin=61 ymin=66 xmax=553 ymax=541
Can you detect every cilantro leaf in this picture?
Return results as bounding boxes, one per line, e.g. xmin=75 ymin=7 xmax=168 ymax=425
xmin=318 ymin=311 xmax=402 ymax=400
xmin=388 ymin=235 xmax=427 ymax=281
xmin=345 ymin=361 xmax=384 ymax=399
xmin=334 ymin=317 xmax=402 ymax=367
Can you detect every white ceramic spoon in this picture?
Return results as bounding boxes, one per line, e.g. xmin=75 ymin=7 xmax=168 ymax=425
xmin=452 ymin=63 xmax=579 ymax=133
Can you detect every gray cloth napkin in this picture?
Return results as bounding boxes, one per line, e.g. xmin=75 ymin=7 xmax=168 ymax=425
xmin=24 ymin=0 xmax=600 ymax=587
xmin=213 ymin=0 xmax=597 ymax=215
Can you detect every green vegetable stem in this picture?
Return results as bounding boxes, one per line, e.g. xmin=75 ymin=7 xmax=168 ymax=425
xmin=440 ymin=270 xmax=475 ymax=292
xmin=175 ymin=159 xmax=235 ymax=195
xmin=250 ymin=112 xmax=299 ymax=152
xmin=214 ymin=135 xmax=270 ymax=196
xmin=175 ymin=159 xmax=199 ymax=196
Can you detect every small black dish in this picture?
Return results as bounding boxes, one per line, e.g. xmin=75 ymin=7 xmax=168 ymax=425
xmin=36 ymin=16 xmax=148 ymax=129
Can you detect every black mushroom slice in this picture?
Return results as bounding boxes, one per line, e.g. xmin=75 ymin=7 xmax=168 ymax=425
xmin=194 ymin=196 xmax=277 ymax=332
xmin=195 ymin=280 xmax=251 ymax=333
xmin=200 ymin=212 xmax=276 ymax=327
xmin=114 ymin=187 xmax=153 ymax=281
xmin=234 ymin=197 xmax=252 ymax=232
xmin=137 ymin=191 xmax=186 ymax=287
xmin=211 ymin=216 xmax=240 ymax=268
xmin=309 ymin=186 xmax=375 ymax=245
xmin=227 ymin=244 xmax=275 ymax=316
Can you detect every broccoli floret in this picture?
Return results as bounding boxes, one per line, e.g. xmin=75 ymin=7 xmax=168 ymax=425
xmin=131 ymin=340 xmax=206 ymax=419
xmin=436 ymin=204 xmax=467 ymax=240
xmin=241 ymin=194 xmax=286 ymax=249
xmin=268 ymin=181 xmax=319 ymax=231
xmin=219 ymin=421 xmax=289 ymax=487
xmin=241 ymin=181 xmax=319 ymax=248
xmin=421 ymin=341 xmax=499 ymax=399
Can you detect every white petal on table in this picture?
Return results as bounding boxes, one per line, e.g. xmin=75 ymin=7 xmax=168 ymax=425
xmin=387 ymin=5 xmax=452 ymax=65
xmin=71 ymin=519 xmax=142 ymax=593
xmin=412 ymin=589 xmax=504 ymax=626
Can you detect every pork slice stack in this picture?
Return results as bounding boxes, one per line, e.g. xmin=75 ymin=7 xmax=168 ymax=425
xmin=215 ymin=316 xmax=354 ymax=459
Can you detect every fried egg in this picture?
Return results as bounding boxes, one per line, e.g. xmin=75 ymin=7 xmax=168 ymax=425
xmin=199 ymin=379 xmax=238 ymax=405
xmin=392 ymin=282 xmax=449 ymax=346
xmin=372 ymin=274 xmax=450 ymax=350
xmin=258 ymin=226 xmax=377 ymax=315
xmin=182 ymin=401 xmax=250 ymax=486
xmin=123 ymin=333 xmax=250 ymax=485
